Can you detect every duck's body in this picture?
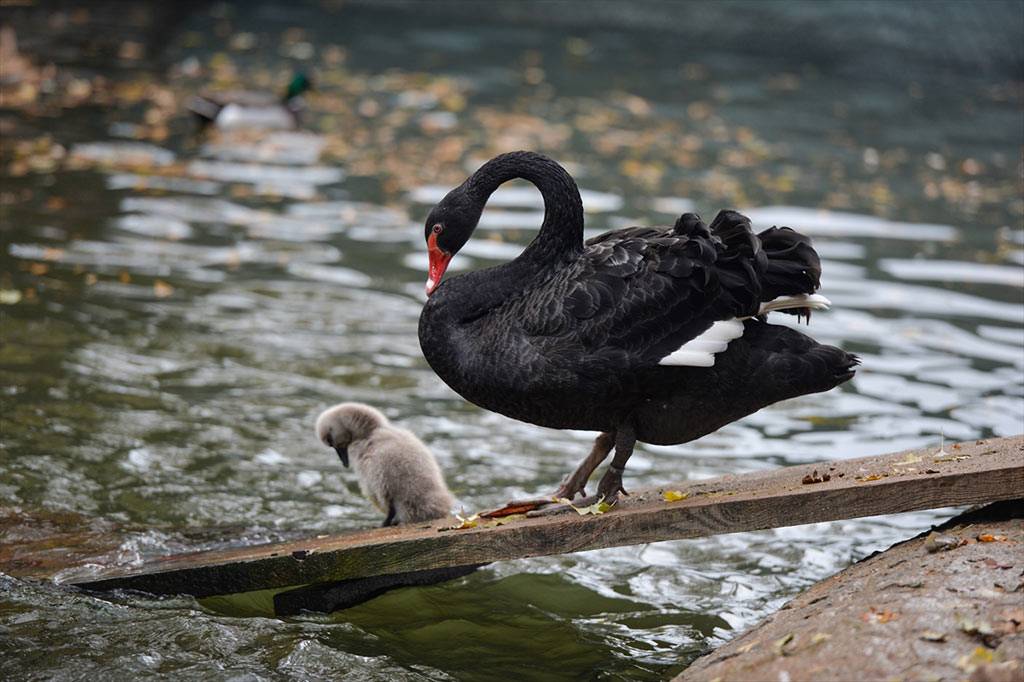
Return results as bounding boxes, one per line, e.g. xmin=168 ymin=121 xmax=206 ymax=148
xmin=188 ymin=74 xmax=311 ymax=130
xmin=418 ymin=152 xmax=857 ymax=502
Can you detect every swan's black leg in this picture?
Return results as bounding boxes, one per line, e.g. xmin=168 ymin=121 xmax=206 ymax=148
xmin=596 ymin=425 xmax=635 ymax=501
xmin=382 ymin=503 xmax=397 ymax=527
xmin=554 ymin=430 xmax=615 ymax=500
xmin=525 ymin=427 xmax=634 ymax=517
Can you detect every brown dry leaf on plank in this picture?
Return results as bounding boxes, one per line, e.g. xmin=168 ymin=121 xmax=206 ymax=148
xmin=862 ymin=607 xmax=898 ymax=624
xmin=481 ymin=513 xmax=527 ymax=528
xmin=801 ymin=469 xmax=830 ymax=484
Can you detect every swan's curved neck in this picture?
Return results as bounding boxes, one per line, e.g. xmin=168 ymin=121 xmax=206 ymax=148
xmin=466 ymin=151 xmax=584 ymax=262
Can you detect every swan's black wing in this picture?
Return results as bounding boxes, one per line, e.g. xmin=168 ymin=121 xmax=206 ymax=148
xmin=517 ymin=211 xmax=820 ymax=372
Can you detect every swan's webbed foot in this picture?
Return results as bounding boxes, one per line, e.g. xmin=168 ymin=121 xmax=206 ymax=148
xmin=478 ymin=431 xmax=616 ymax=518
xmin=596 ymin=463 xmax=628 ymax=502
xmin=525 ymin=464 xmax=630 ymax=517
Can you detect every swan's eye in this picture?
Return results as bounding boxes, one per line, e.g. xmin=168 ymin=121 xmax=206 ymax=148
xmin=432 ymin=224 xmax=443 ymax=234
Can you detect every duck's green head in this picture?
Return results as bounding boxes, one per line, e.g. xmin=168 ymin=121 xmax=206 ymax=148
xmin=284 ymin=73 xmax=313 ymax=101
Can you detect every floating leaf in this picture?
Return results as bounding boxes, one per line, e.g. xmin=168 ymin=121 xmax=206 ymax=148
xmin=153 ymin=280 xmax=174 ymax=298
xmin=663 ymin=490 xmax=689 ymax=502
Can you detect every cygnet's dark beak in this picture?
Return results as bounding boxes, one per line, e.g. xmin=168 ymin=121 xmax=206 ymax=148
xmin=334 ymin=446 xmax=349 ymax=468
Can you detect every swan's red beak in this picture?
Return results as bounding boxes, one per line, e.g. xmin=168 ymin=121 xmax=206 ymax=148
xmin=426 ymin=233 xmax=452 ymax=296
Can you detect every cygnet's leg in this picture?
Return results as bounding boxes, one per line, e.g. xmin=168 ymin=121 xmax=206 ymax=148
xmin=554 ymin=431 xmax=615 ymax=500
xmin=382 ymin=503 xmax=397 ymax=527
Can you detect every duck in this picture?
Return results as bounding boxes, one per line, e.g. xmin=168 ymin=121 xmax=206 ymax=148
xmin=315 ymin=402 xmax=454 ymax=526
xmin=187 ymin=72 xmax=312 ymax=130
xmin=418 ymin=151 xmax=858 ymax=509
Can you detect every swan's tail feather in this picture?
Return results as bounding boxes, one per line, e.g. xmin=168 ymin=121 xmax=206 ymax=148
xmin=757 ymin=225 xmax=821 ymax=301
xmin=707 ymin=210 xmax=768 ymax=314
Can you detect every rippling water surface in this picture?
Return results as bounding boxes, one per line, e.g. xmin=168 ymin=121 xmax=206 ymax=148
xmin=1 ymin=2 xmax=1022 ymax=679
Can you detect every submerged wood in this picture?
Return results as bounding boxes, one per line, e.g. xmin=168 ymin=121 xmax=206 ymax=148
xmin=272 ymin=564 xmax=483 ymax=617
xmin=72 ymin=436 xmax=1023 ymax=598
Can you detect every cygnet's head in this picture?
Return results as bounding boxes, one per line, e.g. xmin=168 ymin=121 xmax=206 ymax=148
xmin=315 ymin=402 xmax=388 ymax=467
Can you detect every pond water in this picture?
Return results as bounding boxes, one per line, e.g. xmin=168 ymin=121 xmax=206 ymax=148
xmin=1 ymin=2 xmax=1021 ymax=679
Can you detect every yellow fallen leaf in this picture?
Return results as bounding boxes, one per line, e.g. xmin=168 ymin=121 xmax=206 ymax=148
xmin=663 ymin=490 xmax=689 ymax=502
xmin=957 ymin=646 xmax=995 ymax=673
xmin=811 ymin=632 xmax=831 ymax=645
xmin=773 ymin=633 xmax=793 ymax=656
xmin=893 ymin=453 xmax=922 ymax=466
xmin=0 ymin=289 xmax=22 ymax=305
xmin=978 ymin=533 xmax=1007 ymax=543
xmin=560 ymin=497 xmax=614 ymax=515
xmin=439 ymin=513 xmax=479 ymax=531
xmin=736 ymin=640 xmax=758 ymax=654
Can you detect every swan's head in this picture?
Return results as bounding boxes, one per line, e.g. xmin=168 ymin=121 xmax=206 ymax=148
xmin=315 ymin=402 xmax=387 ymax=467
xmin=423 ymin=184 xmax=482 ymax=296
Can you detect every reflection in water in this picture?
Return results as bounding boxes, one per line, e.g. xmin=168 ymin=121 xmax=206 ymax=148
xmin=1 ymin=1 xmax=1022 ymax=679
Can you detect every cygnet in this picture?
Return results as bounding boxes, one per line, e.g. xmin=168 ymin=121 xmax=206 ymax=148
xmin=315 ymin=402 xmax=454 ymax=526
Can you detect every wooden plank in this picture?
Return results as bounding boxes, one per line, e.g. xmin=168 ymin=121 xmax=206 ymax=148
xmin=72 ymin=435 xmax=1024 ymax=598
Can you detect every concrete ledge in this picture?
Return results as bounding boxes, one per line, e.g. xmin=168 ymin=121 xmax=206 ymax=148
xmin=677 ymin=500 xmax=1024 ymax=682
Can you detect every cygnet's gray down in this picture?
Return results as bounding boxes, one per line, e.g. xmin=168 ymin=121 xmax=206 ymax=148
xmin=315 ymin=403 xmax=454 ymax=526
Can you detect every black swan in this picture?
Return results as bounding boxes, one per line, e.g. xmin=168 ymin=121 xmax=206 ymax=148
xmin=418 ymin=151 xmax=857 ymax=508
